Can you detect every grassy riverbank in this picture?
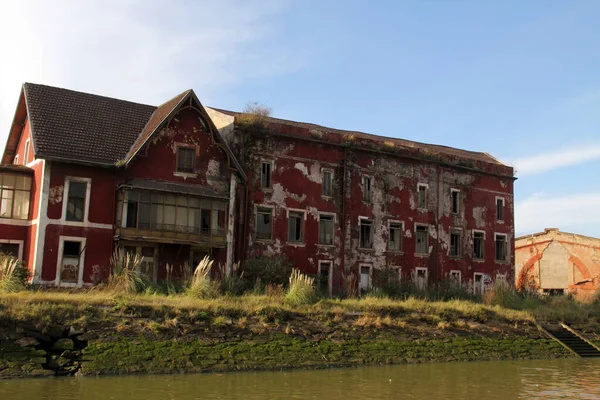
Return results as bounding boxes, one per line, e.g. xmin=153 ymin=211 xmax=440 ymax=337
xmin=0 ymin=290 xmax=584 ymax=378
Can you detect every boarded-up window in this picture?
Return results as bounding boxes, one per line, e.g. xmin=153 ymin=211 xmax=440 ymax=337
xmin=416 ymin=226 xmax=428 ymax=254
xmin=319 ymin=214 xmax=334 ymax=245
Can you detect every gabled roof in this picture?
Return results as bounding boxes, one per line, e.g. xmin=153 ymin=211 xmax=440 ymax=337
xmin=2 ymin=83 xmax=246 ymax=180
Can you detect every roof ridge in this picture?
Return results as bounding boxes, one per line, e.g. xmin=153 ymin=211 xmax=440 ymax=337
xmin=23 ymin=82 xmax=157 ymax=109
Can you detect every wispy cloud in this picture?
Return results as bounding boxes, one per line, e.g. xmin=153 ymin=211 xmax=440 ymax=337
xmin=515 ymin=191 xmax=600 ymax=237
xmin=510 ymin=143 xmax=600 ymax=177
xmin=0 ymin=0 xmax=300 ymax=147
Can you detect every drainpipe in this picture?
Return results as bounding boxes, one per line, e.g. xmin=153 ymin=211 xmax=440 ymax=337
xmin=340 ymin=147 xmax=348 ymax=295
xmin=240 ymin=129 xmax=250 ymax=269
xmin=435 ymin=164 xmax=441 ymax=283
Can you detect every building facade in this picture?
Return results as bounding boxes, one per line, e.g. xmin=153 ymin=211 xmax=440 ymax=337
xmin=515 ymin=228 xmax=600 ymax=300
xmin=1 ymin=83 xmax=515 ymax=294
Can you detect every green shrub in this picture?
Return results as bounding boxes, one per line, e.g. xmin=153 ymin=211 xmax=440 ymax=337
xmin=284 ymin=269 xmax=317 ymax=306
xmin=243 ymin=256 xmax=293 ymax=291
xmin=107 ymin=250 xmax=146 ymax=294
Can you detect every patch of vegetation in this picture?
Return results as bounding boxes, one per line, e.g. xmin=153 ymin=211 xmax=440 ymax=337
xmin=284 ymin=269 xmax=317 ymax=306
xmin=0 ymin=254 xmax=29 ymax=293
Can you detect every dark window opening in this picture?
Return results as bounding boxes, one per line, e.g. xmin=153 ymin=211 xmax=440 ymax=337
xmin=256 ymin=207 xmax=272 ymax=240
xmin=450 ymin=231 xmax=461 ymax=257
xmin=495 ymin=235 xmax=507 ymax=261
xmin=261 ymin=162 xmax=271 ymax=189
xmin=201 ymin=209 xmax=211 ymax=234
xmin=451 ymin=190 xmax=459 ymax=214
xmin=0 ymin=243 xmax=20 ymax=258
xmin=473 ymin=232 xmax=484 ymax=259
xmin=418 ymin=185 xmax=427 ymax=209
xmin=288 ymin=211 xmax=304 ymax=243
xmin=497 ymin=198 xmax=505 ymax=221
xmin=319 ymin=262 xmax=331 ymax=295
xmin=362 ymin=176 xmax=372 ymax=203
xmin=176 ymin=147 xmax=196 ymax=173
xmin=389 ymin=222 xmax=402 ymax=251
xmin=319 ymin=214 xmax=334 ymax=245
xmin=66 ymin=181 xmax=87 ymax=222
xmin=322 ymin=170 xmax=333 ymax=197
xmin=360 ymin=219 xmax=373 ymax=249
xmin=416 ymin=226 xmax=428 ymax=254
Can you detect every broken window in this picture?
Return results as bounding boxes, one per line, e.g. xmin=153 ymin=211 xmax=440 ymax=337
xmin=319 ymin=261 xmax=331 ymax=296
xmin=496 ymin=198 xmax=505 ymax=221
xmin=288 ymin=211 xmax=304 ymax=243
xmin=0 ymin=173 xmax=31 ymax=220
xmin=450 ymin=270 xmax=461 ymax=285
xmin=359 ymin=219 xmax=373 ymax=249
xmin=495 ymin=234 xmax=507 ymax=262
xmin=362 ymin=175 xmax=372 ymax=203
xmin=256 ymin=207 xmax=272 ymax=240
xmin=416 ymin=225 xmax=429 ymax=254
xmin=388 ymin=222 xmax=403 ymax=251
xmin=66 ymin=180 xmax=87 ymax=222
xmin=451 ymin=189 xmax=459 ymax=214
xmin=450 ymin=230 xmax=461 ymax=257
xmin=417 ymin=184 xmax=427 ymax=209
xmin=176 ymin=147 xmax=195 ymax=174
xmin=474 ymin=273 xmax=484 ymax=295
xmin=60 ymin=240 xmax=83 ymax=285
xmin=416 ymin=267 xmax=427 ymax=289
xmin=318 ymin=214 xmax=334 ymax=245
xmin=473 ymin=231 xmax=484 ymax=260
xmin=322 ymin=170 xmax=333 ymax=197
xmin=261 ymin=162 xmax=272 ymax=189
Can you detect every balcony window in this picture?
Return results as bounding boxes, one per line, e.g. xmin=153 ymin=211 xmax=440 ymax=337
xmin=0 ymin=173 xmax=31 ymax=220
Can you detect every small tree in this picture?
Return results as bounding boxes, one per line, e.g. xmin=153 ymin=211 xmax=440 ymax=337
xmin=236 ymin=101 xmax=272 ymax=130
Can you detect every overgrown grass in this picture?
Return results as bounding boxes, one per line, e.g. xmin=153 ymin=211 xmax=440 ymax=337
xmin=283 ymin=269 xmax=317 ymax=306
xmin=107 ymin=250 xmax=145 ymax=294
xmin=187 ymin=256 xmax=219 ymax=299
xmin=0 ymin=256 xmax=28 ymax=293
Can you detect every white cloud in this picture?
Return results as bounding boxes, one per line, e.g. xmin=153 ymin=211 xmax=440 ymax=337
xmin=510 ymin=144 xmax=600 ymax=177
xmin=0 ymin=0 xmax=300 ymax=149
xmin=515 ymin=191 xmax=600 ymax=237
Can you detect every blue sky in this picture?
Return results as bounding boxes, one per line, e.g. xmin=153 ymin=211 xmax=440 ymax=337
xmin=1 ymin=0 xmax=599 ymax=237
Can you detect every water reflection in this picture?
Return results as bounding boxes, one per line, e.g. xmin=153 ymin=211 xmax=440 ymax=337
xmin=1 ymin=359 xmax=599 ymax=399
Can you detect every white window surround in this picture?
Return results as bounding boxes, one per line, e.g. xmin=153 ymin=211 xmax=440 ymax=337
xmin=450 ymin=270 xmax=461 ymax=281
xmin=255 ymin=204 xmax=274 ymax=242
xmin=494 ymin=232 xmax=509 ymax=262
xmin=24 ymin=139 xmax=30 ymax=165
xmin=318 ymin=260 xmax=333 ymax=295
xmin=285 ymin=207 xmax=307 ymax=220
xmin=389 ymin=265 xmax=402 ymax=281
xmin=387 ymin=220 xmax=404 ymax=253
xmin=451 ymin=188 xmax=460 ymax=214
xmin=322 ymin=168 xmax=334 ymax=198
xmin=317 ymin=211 xmax=337 ymax=222
xmin=415 ymin=267 xmax=428 ymax=289
xmin=0 ymin=239 xmax=24 ymax=260
xmin=495 ymin=196 xmax=505 ymax=221
xmin=414 ymin=223 xmax=430 ymax=256
xmin=358 ymin=263 xmax=372 ymax=295
xmin=55 ymin=236 xmax=86 ymax=288
xmin=61 ymin=176 xmax=92 ymax=225
xmin=473 ymin=272 xmax=485 ymax=294
xmin=496 ymin=273 xmax=507 ymax=284
xmin=472 ymin=229 xmax=486 ymax=239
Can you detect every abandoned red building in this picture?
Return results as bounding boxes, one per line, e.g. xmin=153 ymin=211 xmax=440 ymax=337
xmin=1 ymin=83 xmax=515 ymax=294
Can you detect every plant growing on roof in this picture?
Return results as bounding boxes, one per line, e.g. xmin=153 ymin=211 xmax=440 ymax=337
xmin=236 ymin=101 xmax=272 ymax=132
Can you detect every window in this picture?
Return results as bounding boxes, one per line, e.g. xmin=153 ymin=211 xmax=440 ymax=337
xmin=66 ymin=181 xmax=87 ymax=222
xmin=288 ymin=210 xmax=304 ymax=243
xmin=450 ymin=230 xmax=461 ymax=257
xmin=496 ymin=197 xmax=505 ymax=221
xmin=318 ymin=214 xmax=334 ymax=245
xmin=318 ymin=261 xmax=332 ymax=296
xmin=261 ymin=162 xmax=272 ymax=189
xmin=415 ymin=267 xmax=427 ymax=289
xmin=495 ymin=233 xmax=507 ymax=262
xmin=473 ymin=231 xmax=485 ymax=260
xmin=0 ymin=243 xmax=20 ymax=258
xmin=359 ymin=265 xmax=371 ymax=295
xmin=450 ymin=270 xmax=461 ymax=285
xmin=451 ymin=189 xmax=460 ymax=214
xmin=59 ymin=239 xmax=84 ymax=286
xmin=496 ymin=274 xmax=507 ymax=286
xmin=256 ymin=207 xmax=272 ymax=240
xmin=388 ymin=221 xmax=403 ymax=251
xmin=140 ymin=247 xmax=156 ymax=277
xmin=416 ymin=225 xmax=429 ymax=254
xmin=0 ymin=173 xmax=31 ymax=220
xmin=322 ymin=170 xmax=333 ymax=197
xmin=474 ymin=273 xmax=484 ymax=295
xmin=417 ymin=184 xmax=428 ymax=209
xmin=362 ymin=175 xmax=372 ymax=203
xmin=23 ymin=139 xmax=30 ymax=165
xmin=359 ymin=219 xmax=373 ymax=249
xmin=176 ymin=147 xmax=195 ymax=173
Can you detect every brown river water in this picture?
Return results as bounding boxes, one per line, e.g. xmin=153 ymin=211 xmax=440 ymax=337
xmin=1 ymin=358 xmax=599 ymax=399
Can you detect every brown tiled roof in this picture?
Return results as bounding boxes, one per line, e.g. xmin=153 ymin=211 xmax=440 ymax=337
xmin=126 ymin=90 xmax=190 ymax=161
xmin=119 ymin=179 xmax=228 ymax=199
xmin=0 ymin=164 xmax=34 ymax=174
xmin=211 ymin=108 xmax=507 ymax=167
xmin=24 ymin=83 xmax=156 ymax=165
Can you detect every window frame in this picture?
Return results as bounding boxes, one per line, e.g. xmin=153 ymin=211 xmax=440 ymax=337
xmin=449 ymin=229 xmax=462 ymax=258
xmin=449 ymin=270 xmax=461 ymax=285
xmin=62 ymin=176 xmax=91 ymax=224
xmin=255 ymin=205 xmax=274 ymax=241
xmin=322 ymin=168 xmax=334 ymax=198
xmin=359 ymin=217 xmax=374 ymax=249
xmin=358 ymin=264 xmax=372 ymax=296
xmin=415 ymin=224 xmax=429 ymax=255
xmin=318 ymin=212 xmax=336 ymax=246
xmin=318 ymin=260 xmax=333 ymax=296
xmin=23 ymin=139 xmax=30 ymax=165
xmin=472 ymin=230 xmax=486 ymax=261
xmin=287 ymin=208 xmax=306 ymax=244
xmin=175 ymin=144 xmax=197 ymax=175
xmin=417 ymin=183 xmax=428 ymax=210
xmin=415 ymin=267 xmax=428 ymax=289
xmin=0 ymin=239 xmax=24 ymax=260
xmin=496 ymin=197 xmax=505 ymax=222
xmin=388 ymin=220 xmax=404 ymax=252
xmin=55 ymin=235 xmax=86 ymax=288
xmin=451 ymin=188 xmax=460 ymax=214
xmin=361 ymin=175 xmax=373 ymax=203
xmin=494 ymin=233 xmax=508 ymax=262
xmin=473 ymin=272 xmax=485 ymax=295
xmin=0 ymin=173 xmax=32 ymax=220
xmin=260 ymin=160 xmax=273 ymax=190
